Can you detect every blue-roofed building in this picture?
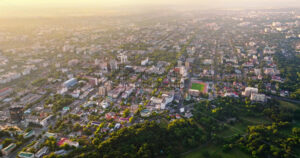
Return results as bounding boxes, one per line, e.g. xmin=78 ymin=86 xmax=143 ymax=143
xmin=62 ymin=78 xmax=77 ymax=89
xmin=23 ymin=130 xmax=35 ymax=139
xmin=91 ymin=121 xmax=101 ymax=126
xmin=18 ymin=152 xmax=34 ymax=158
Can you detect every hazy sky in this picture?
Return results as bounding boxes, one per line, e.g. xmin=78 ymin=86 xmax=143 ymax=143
xmin=0 ymin=0 xmax=299 ymax=17
xmin=0 ymin=0 xmax=299 ymax=7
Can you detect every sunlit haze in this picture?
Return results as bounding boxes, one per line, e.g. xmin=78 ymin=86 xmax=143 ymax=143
xmin=1 ymin=0 xmax=300 ymax=158
xmin=1 ymin=0 xmax=300 ymax=17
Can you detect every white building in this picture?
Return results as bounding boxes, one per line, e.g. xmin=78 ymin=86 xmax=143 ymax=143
xmin=35 ymin=146 xmax=49 ymax=158
xmin=110 ymin=60 xmax=119 ymax=70
xmin=101 ymin=100 xmax=109 ymax=109
xmin=250 ymin=93 xmax=267 ymax=102
xmin=40 ymin=115 xmax=54 ymax=127
xmin=117 ymin=53 xmax=128 ymax=64
xmin=242 ymin=87 xmax=258 ymax=97
xmin=161 ymin=92 xmax=174 ymax=109
xmin=141 ymin=58 xmax=149 ymax=66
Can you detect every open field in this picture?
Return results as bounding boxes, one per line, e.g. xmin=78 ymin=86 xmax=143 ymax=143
xmin=277 ymin=100 xmax=300 ymax=111
xmin=241 ymin=116 xmax=272 ymax=125
xmin=191 ymin=83 xmax=204 ymax=91
xmin=190 ymin=81 xmax=207 ymax=93
xmin=218 ymin=115 xmax=271 ymax=138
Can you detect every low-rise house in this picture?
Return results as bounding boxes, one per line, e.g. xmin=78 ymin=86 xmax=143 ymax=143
xmin=224 ymin=92 xmax=239 ymax=98
xmin=105 ymin=112 xmax=116 ymax=120
xmin=35 ymin=146 xmax=48 ymax=158
xmin=185 ymin=112 xmax=193 ymax=118
xmin=271 ymin=76 xmax=284 ymax=83
xmin=254 ymin=69 xmax=261 ymax=76
xmin=57 ymin=138 xmax=79 ymax=148
xmin=119 ymin=117 xmax=130 ymax=122
xmin=264 ymin=68 xmax=280 ymax=76
xmin=140 ymin=109 xmax=151 ymax=117
xmin=83 ymin=101 xmax=98 ymax=108
xmin=0 ymin=87 xmax=13 ymax=98
xmin=101 ymin=100 xmax=109 ymax=109
xmin=54 ymin=149 xmax=68 ymax=156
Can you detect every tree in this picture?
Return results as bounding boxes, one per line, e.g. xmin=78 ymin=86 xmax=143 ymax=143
xmin=137 ymin=143 xmax=152 ymax=158
xmin=129 ymin=117 xmax=134 ymax=123
xmin=73 ymin=123 xmax=82 ymax=131
xmin=292 ymin=127 xmax=300 ymax=137
xmin=123 ymin=109 xmax=130 ymax=118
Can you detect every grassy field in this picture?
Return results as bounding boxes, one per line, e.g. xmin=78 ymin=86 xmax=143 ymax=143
xmin=218 ymin=123 xmax=247 ymax=138
xmin=241 ymin=116 xmax=271 ymax=125
xmin=277 ymin=100 xmax=299 ymax=111
xmin=182 ymin=144 xmax=250 ymax=158
xmin=218 ymin=115 xmax=271 ymax=138
xmin=191 ymin=83 xmax=205 ymax=92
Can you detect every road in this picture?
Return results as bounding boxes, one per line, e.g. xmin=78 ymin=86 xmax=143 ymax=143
xmin=269 ymin=95 xmax=300 ymax=104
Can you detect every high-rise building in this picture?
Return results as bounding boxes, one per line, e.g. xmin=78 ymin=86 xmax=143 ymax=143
xmin=242 ymin=87 xmax=258 ymax=97
xmin=117 ymin=53 xmax=128 ymax=64
xmin=178 ymin=60 xmax=182 ymax=67
xmin=9 ymin=106 xmax=24 ymax=123
xmin=109 ymin=60 xmax=119 ymax=71
xmin=185 ymin=61 xmax=190 ymax=69
xmin=99 ymin=86 xmax=106 ymax=96
xmin=105 ymin=81 xmax=112 ymax=91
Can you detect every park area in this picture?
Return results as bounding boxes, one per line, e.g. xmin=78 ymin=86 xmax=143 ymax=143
xmin=190 ymin=81 xmax=207 ymax=93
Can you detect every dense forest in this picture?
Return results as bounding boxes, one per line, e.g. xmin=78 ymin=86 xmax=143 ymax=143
xmin=43 ymin=97 xmax=300 ymax=158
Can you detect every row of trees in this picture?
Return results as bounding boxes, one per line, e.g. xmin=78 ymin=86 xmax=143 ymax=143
xmin=238 ymin=123 xmax=300 ymax=158
xmin=51 ymin=119 xmax=204 ymax=158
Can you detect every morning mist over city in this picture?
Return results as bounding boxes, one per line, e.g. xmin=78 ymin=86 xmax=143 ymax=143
xmin=0 ymin=0 xmax=300 ymax=158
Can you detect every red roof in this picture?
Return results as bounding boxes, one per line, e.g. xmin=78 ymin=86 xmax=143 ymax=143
xmin=0 ymin=87 xmax=11 ymax=93
xmin=174 ymin=67 xmax=180 ymax=72
xmin=58 ymin=138 xmax=68 ymax=146
xmin=119 ymin=117 xmax=130 ymax=122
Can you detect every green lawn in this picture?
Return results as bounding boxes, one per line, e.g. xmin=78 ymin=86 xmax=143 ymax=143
xmin=277 ymin=100 xmax=299 ymax=111
xmin=191 ymin=83 xmax=204 ymax=91
xmin=182 ymin=144 xmax=250 ymax=158
xmin=241 ymin=116 xmax=271 ymax=125
xmin=218 ymin=123 xmax=247 ymax=138
xmin=219 ymin=116 xmax=271 ymax=138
